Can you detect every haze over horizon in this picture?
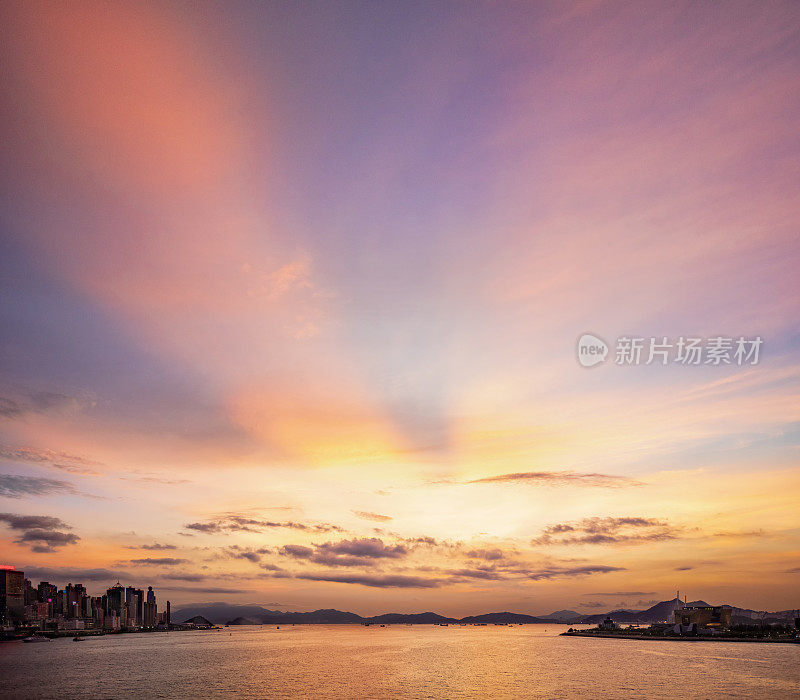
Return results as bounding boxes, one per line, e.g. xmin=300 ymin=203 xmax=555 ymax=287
xmin=1 ymin=1 xmax=799 ymax=617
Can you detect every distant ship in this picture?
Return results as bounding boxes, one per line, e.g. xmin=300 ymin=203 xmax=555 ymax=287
xmin=23 ymin=636 xmax=51 ymax=643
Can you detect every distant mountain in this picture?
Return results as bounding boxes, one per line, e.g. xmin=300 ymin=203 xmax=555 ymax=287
xmin=225 ymin=609 xmax=557 ymax=625
xmin=459 ymin=612 xmax=549 ymax=624
xmin=540 ymin=610 xmax=581 ymax=621
xmin=182 ymin=615 xmax=214 ymax=626
xmin=228 ymin=616 xmax=263 ymax=625
xmin=368 ymin=612 xmax=455 ymax=624
xmin=286 ymin=609 xmax=364 ymax=624
xmin=176 ymin=599 xmax=798 ymax=627
xmin=172 ymin=603 xmax=285 ymax=624
xmin=227 ymin=609 xmax=366 ymax=625
xmin=724 ymin=606 xmax=799 ymax=625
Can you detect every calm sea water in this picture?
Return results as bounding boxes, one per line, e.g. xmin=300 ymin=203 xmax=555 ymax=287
xmin=1 ymin=624 xmax=798 ymax=699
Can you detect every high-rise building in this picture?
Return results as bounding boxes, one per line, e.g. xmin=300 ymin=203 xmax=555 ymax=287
xmin=135 ymin=588 xmax=144 ymax=624
xmin=37 ymin=581 xmax=58 ymax=619
xmin=65 ymin=583 xmax=86 ymax=618
xmin=106 ymin=583 xmax=125 ymax=618
xmin=37 ymin=581 xmax=57 ymax=603
xmin=23 ymin=579 xmax=37 ymax=606
xmin=0 ymin=565 xmax=25 ymax=624
xmin=125 ymin=586 xmax=143 ymax=627
xmin=143 ymin=586 xmax=157 ymax=627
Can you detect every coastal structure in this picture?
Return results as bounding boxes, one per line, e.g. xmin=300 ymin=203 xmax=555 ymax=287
xmin=674 ymin=605 xmax=732 ymax=629
xmin=598 ymin=616 xmax=616 ymax=631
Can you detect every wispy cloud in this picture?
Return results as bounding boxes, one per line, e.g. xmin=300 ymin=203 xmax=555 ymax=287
xmin=21 ymin=566 xmax=124 ymax=582
xmin=0 ymin=512 xmax=80 ymax=552
xmin=128 ymin=557 xmax=189 ymax=566
xmin=292 ymin=572 xmax=443 ymax=589
xmin=316 ymin=538 xmax=406 ymax=559
xmin=465 ymin=548 xmax=505 ymax=561
xmin=161 ymin=573 xmax=207 ymax=582
xmin=15 ymin=529 xmax=80 ymax=552
xmin=184 ymin=514 xmax=343 ymax=535
xmin=522 ymin=565 xmax=626 ymax=581
xmin=532 ymin=518 xmax=679 ymax=546
xmin=0 ymin=445 xmax=102 ymax=476
xmin=279 ymin=537 xmax=408 ymax=568
xmin=583 ymin=591 xmax=656 ymax=596
xmin=223 ymin=545 xmax=271 ymax=563
xmin=157 ymin=585 xmax=257 ymax=594
xmin=280 ymin=544 xmax=313 ymax=559
xmin=352 ymin=510 xmax=393 ymax=522
xmin=0 ymin=390 xmax=92 ymax=419
xmin=0 ymin=474 xmax=79 ymax=498
xmin=468 ymin=471 xmax=641 ymax=487
xmin=447 ymin=568 xmax=504 ymax=581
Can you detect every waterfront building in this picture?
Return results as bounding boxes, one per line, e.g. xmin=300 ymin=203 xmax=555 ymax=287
xmin=673 ymin=605 xmax=731 ymax=628
xmin=25 ymin=601 xmax=50 ymax=621
xmin=598 ymin=616 xmax=616 ymax=631
xmin=0 ymin=565 xmax=25 ymax=624
xmin=103 ymin=610 xmax=121 ymax=631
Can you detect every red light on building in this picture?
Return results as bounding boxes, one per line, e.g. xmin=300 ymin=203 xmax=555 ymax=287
xmin=0 ymin=564 xmax=15 ymax=570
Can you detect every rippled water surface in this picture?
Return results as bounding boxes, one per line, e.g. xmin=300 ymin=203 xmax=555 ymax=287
xmin=2 ymin=625 xmax=799 ymax=699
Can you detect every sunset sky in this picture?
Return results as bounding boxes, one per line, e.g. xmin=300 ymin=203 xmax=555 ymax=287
xmin=1 ymin=1 xmax=799 ymax=616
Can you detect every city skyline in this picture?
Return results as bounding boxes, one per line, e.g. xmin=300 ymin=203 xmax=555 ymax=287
xmin=1 ymin=1 xmax=799 ymax=618
xmin=0 ymin=563 xmax=169 ymax=632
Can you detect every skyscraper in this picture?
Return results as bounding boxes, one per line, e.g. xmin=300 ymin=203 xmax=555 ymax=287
xmin=144 ymin=586 xmax=157 ymax=627
xmin=106 ymin=583 xmax=124 ymax=617
xmin=0 ymin=565 xmax=25 ymax=624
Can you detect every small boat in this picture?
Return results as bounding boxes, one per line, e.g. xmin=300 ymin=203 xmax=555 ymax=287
xmin=23 ymin=635 xmax=51 ymax=643
xmin=73 ymin=636 xmax=84 ymax=641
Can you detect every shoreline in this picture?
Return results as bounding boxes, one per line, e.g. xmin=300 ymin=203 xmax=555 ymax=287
xmin=562 ymin=631 xmax=800 ymax=644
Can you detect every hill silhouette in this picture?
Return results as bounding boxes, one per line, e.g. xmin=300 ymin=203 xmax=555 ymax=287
xmin=172 ymin=598 xmax=797 ymax=626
